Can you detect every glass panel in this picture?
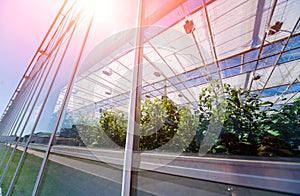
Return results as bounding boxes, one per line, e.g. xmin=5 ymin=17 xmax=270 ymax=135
xmin=278 ymin=48 xmax=300 ymax=64
xmin=286 ymin=34 xmax=300 ymax=50
xmin=11 ymin=150 xmax=42 ymax=195
xmin=242 ymin=61 xmax=256 ymax=73
xmin=221 ymin=66 xmax=241 ymax=78
xmin=257 ymin=54 xmax=279 ymax=69
xmin=0 ymin=0 xmax=299 ymax=195
xmin=39 ymin=157 xmax=123 ymax=195
xmin=0 ymin=147 xmax=42 ymax=195
xmin=244 ymin=49 xmax=259 ymax=63
xmin=261 ymin=40 xmax=285 ymax=58
xmin=133 ymin=170 xmax=290 ymax=196
xmin=28 ymin=0 xmax=138 ymax=195
xmin=131 ymin=1 xmax=300 ymax=195
xmin=219 ymin=55 xmax=242 ymax=69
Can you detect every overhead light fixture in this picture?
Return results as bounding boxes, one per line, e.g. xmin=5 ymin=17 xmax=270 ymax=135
xmin=206 ymin=75 xmax=212 ymax=81
xmin=72 ymin=89 xmax=78 ymax=94
xmin=183 ymin=20 xmax=195 ymax=34
xmin=103 ymin=68 xmax=112 ymax=76
xmin=268 ymin=21 xmax=283 ymax=35
xmin=281 ymin=97 xmax=287 ymax=101
xmin=253 ymin=74 xmax=261 ymax=80
xmin=161 ymin=95 xmax=168 ymax=100
xmin=154 ymin=71 xmax=161 ymax=77
xmin=105 ymin=90 xmax=112 ymax=95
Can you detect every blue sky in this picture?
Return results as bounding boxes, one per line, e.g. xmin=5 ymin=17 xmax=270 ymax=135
xmin=0 ymin=0 xmax=62 ymax=115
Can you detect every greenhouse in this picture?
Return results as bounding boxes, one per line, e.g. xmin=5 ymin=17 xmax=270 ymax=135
xmin=0 ymin=0 xmax=299 ymax=195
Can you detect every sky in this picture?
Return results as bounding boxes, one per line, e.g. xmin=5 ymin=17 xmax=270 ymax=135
xmin=0 ymin=0 xmax=139 ymax=134
xmin=0 ymin=0 xmax=63 ymax=115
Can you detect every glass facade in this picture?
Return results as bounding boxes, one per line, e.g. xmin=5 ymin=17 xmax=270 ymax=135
xmin=0 ymin=0 xmax=299 ymax=195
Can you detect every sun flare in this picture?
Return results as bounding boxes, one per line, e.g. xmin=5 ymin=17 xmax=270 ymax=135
xmin=78 ymin=0 xmax=115 ymax=23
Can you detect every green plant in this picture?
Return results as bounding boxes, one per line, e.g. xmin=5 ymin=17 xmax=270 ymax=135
xmin=97 ymin=96 xmax=199 ymax=152
xmin=73 ymin=112 xmax=102 ymax=147
xmin=62 ymin=111 xmax=119 ymax=148
xmin=99 ymin=110 xmax=127 ymax=147
xmin=259 ymin=97 xmax=300 ymax=155
xmin=197 ymin=82 xmax=276 ymax=155
xmin=139 ymin=97 xmax=179 ymax=151
xmin=197 ymin=81 xmax=227 ymax=154
xmin=171 ymin=106 xmax=198 ymax=152
xmin=65 ymin=83 xmax=299 ymax=157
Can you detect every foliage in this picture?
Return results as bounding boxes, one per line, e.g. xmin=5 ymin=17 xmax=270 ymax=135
xmin=139 ymin=97 xmax=179 ymax=151
xmin=61 ymin=111 xmax=123 ymax=148
xmin=259 ymin=97 xmax=300 ymax=154
xmin=97 ymin=96 xmax=198 ymax=152
xmin=99 ymin=110 xmax=127 ymax=147
xmin=62 ymin=82 xmax=299 ymax=157
xmin=196 ymin=81 xmax=227 ymax=154
xmin=59 ymin=125 xmax=85 ymax=146
xmin=71 ymin=112 xmax=102 ymax=147
xmin=197 ymin=82 xmax=298 ymax=156
xmin=172 ymin=106 xmax=198 ymax=152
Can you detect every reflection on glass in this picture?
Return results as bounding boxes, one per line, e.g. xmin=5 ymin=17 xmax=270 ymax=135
xmin=0 ymin=149 xmax=41 ymax=195
xmin=134 ymin=170 xmax=290 ymax=196
xmin=0 ymin=0 xmax=299 ymax=195
xmin=39 ymin=156 xmax=124 ymax=196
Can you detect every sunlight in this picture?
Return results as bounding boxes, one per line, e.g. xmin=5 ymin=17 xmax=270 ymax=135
xmin=78 ymin=0 xmax=115 ymax=23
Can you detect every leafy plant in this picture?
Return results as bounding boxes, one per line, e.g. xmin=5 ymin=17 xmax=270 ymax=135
xmin=171 ymin=106 xmax=198 ymax=152
xmin=97 ymin=96 xmax=198 ymax=152
xmin=63 ymin=83 xmax=299 ymax=157
xmin=259 ymin=97 xmax=300 ymax=155
xmin=139 ymin=97 xmax=179 ymax=151
xmin=197 ymin=82 xmax=270 ymax=155
xmin=196 ymin=81 xmax=227 ymax=154
xmin=61 ymin=111 xmax=121 ymax=148
xmin=99 ymin=110 xmax=127 ymax=147
xmin=197 ymin=82 xmax=298 ymax=157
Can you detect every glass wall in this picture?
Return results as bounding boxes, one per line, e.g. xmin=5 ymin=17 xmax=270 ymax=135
xmin=0 ymin=0 xmax=299 ymax=195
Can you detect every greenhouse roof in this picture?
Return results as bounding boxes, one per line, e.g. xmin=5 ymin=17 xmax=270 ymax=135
xmin=59 ymin=0 xmax=300 ymax=113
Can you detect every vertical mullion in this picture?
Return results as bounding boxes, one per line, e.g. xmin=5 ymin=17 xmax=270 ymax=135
xmin=121 ymin=0 xmax=145 ymax=195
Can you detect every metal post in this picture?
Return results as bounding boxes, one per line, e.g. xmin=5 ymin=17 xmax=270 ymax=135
xmin=121 ymin=0 xmax=144 ymax=195
xmin=5 ymin=41 xmax=64 ymax=196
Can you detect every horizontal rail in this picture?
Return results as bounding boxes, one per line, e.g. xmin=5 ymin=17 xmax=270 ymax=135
xmin=17 ymin=143 xmax=300 ymax=195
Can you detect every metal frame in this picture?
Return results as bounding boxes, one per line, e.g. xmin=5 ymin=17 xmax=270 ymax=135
xmin=21 ymin=144 xmax=300 ymax=195
xmin=121 ymin=0 xmax=145 ymax=195
xmin=31 ymin=12 xmax=95 ymax=196
xmin=0 ymin=0 xmax=70 ymax=122
xmin=0 ymin=0 xmax=299 ymax=195
xmin=247 ymin=0 xmax=278 ymax=91
xmin=258 ymin=17 xmax=300 ymax=96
